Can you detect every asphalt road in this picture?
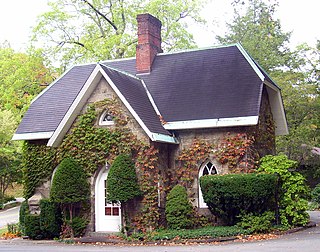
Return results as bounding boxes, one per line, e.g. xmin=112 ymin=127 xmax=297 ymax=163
xmin=0 ymin=211 xmax=319 ymax=252
xmin=0 ymin=206 xmax=20 ymax=229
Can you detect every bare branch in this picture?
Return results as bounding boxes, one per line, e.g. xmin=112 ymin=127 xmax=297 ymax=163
xmin=81 ymin=0 xmax=118 ymax=31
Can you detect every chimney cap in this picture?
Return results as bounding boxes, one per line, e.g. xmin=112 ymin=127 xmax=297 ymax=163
xmin=137 ymin=13 xmax=162 ymax=27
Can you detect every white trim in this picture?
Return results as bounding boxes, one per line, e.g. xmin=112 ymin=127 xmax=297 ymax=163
xmin=99 ymin=110 xmax=115 ymax=126
xmin=151 ymin=133 xmax=178 ymax=144
xmin=199 ymin=160 xmax=219 ymax=208
xmin=141 ymin=80 xmax=161 ymax=116
xmin=47 ymin=65 xmax=102 ymax=147
xmin=164 ymin=116 xmax=259 ymax=130
xmin=236 ymin=43 xmax=265 ymax=82
xmin=264 ymin=82 xmax=289 ymax=135
xmin=12 ymin=131 xmax=54 ymax=141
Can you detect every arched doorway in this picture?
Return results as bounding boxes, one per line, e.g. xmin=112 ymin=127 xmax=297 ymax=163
xmin=95 ymin=167 xmax=121 ymax=232
xmin=198 ymin=161 xmax=218 ymax=208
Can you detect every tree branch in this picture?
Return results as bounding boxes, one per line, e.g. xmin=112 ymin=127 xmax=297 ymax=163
xmin=81 ymin=0 xmax=118 ymax=31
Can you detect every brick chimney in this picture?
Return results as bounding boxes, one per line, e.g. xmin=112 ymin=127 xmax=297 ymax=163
xmin=136 ymin=14 xmax=162 ymax=74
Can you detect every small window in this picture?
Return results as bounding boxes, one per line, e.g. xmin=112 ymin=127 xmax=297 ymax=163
xmin=199 ymin=161 xmax=218 ymax=208
xmin=99 ymin=110 xmax=114 ymax=126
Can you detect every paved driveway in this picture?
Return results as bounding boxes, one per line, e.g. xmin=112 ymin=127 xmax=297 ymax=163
xmin=0 ymin=211 xmax=319 ymax=252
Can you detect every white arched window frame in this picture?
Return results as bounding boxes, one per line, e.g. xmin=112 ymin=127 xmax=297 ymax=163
xmin=99 ymin=110 xmax=115 ymax=126
xmin=199 ymin=160 xmax=218 ymax=208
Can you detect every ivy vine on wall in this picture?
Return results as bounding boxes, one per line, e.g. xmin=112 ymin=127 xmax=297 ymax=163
xmin=22 ymin=98 xmax=161 ymax=229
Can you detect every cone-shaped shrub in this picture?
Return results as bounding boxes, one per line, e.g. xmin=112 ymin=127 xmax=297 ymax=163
xmin=106 ymin=154 xmax=141 ymax=202
xmin=50 ymin=157 xmax=89 ymax=204
xmin=165 ymin=185 xmax=194 ymax=229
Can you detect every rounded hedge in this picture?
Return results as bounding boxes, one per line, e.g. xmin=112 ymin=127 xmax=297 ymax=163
xmin=165 ymin=185 xmax=194 ymax=229
xmin=50 ymin=157 xmax=89 ymax=204
xmin=200 ymin=173 xmax=277 ymax=225
xmin=106 ymin=154 xmax=141 ymax=202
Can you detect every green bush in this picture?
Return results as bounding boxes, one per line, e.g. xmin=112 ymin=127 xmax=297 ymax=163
xmin=50 ymin=157 xmax=89 ymax=204
xmin=311 ymin=184 xmax=320 ymax=204
xmin=106 ymin=154 xmax=141 ymax=203
xmin=258 ymin=155 xmax=309 ymax=227
xmin=39 ymin=199 xmax=62 ymax=239
xmin=69 ymin=216 xmax=89 ymax=237
xmin=200 ymin=173 xmax=277 ymax=225
xmin=24 ymin=214 xmax=42 ymax=240
xmin=19 ymin=201 xmax=28 ymax=234
xmin=237 ymin=211 xmax=275 ymax=233
xmin=165 ymin=185 xmax=194 ymax=229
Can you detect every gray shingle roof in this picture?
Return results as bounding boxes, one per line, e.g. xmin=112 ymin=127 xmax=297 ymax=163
xmin=100 ymin=64 xmax=170 ymax=136
xmin=15 ymin=64 xmax=96 ymax=134
xmin=14 ymin=44 xmax=285 ymax=143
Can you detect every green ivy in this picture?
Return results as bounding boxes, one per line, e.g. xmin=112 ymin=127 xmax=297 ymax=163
xmin=21 ymin=98 xmax=161 ymax=231
xmin=22 ymin=143 xmax=57 ymax=199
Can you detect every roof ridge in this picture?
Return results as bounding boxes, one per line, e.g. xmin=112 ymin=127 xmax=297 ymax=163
xmin=99 ymin=63 xmax=141 ymax=81
xmin=157 ymin=43 xmax=238 ymax=57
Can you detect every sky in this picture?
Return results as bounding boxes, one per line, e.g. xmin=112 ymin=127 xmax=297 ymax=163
xmin=0 ymin=0 xmax=319 ymax=52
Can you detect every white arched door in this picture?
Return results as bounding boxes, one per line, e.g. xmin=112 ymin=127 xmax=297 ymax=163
xmin=95 ymin=168 xmax=121 ymax=232
xmin=199 ymin=161 xmax=218 ymax=208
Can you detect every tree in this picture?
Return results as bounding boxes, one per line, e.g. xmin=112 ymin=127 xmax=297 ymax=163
xmin=106 ymin=154 xmax=140 ymax=235
xmin=32 ymin=0 xmax=206 ymax=69
xmin=217 ymin=0 xmax=291 ymax=72
xmin=50 ymin=157 xmax=89 ymax=237
xmin=0 ymin=110 xmax=21 ymax=202
xmin=0 ymin=44 xmax=53 ymax=115
xmin=217 ymin=0 xmax=320 ymax=184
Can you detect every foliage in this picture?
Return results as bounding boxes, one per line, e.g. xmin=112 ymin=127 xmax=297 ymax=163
xmin=128 ymin=225 xmax=250 ymax=241
xmin=51 ymin=157 xmax=89 ymax=204
xmin=24 ymin=214 xmax=42 ymax=240
xmin=22 ymin=143 xmax=57 ymax=199
xmin=258 ymin=155 xmax=309 ymax=227
xmin=0 ymin=45 xmax=53 ymax=114
xmin=311 ymin=184 xmax=320 ymax=205
xmin=0 ymin=110 xmax=21 ymax=202
xmin=39 ymin=199 xmax=62 ymax=239
xmin=19 ymin=201 xmax=28 ymax=234
xmin=215 ymin=133 xmax=255 ymax=172
xmin=32 ymin=0 xmax=205 ymax=69
xmin=68 ymin=216 xmax=89 ymax=237
xmin=200 ymin=173 xmax=277 ymax=225
xmin=165 ymin=185 xmax=194 ymax=229
xmin=106 ymin=154 xmax=141 ymax=203
xmin=177 ymin=139 xmax=213 ymax=188
xmin=50 ymin=157 xmax=90 ymax=232
xmin=217 ymin=0 xmax=291 ymax=72
xmin=134 ymin=145 xmax=161 ymax=232
xmin=237 ymin=211 xmax=275 ymax=234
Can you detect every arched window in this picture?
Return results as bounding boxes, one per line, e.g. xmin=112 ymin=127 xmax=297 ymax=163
xmin=99 ymin=110 xmax=114 ymax=126
xmin=199 ymin=161 xmax=218 ymax=208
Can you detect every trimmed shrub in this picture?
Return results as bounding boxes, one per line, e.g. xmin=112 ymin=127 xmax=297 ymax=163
xmin=258 ymin=155 xmax=309 ymax=227
xmin=237 ymin=211 xmax=275 ymax=233
xmin=39 ymin=199 xmax=62 ymax=239
xmin=24 ymin=214 xmax=42 ymax=240
xmin=50 ymin=157 xmax=89 ymax=205
xmin=106 ymin=154 xmax=141 ymax=203
xmin=200 ymin=173 xmax=277 ymax=225
xmin=19 ymin=200 xmax=28 ymax=233
xmin=165 ymin=185 xmax=194 ymax=229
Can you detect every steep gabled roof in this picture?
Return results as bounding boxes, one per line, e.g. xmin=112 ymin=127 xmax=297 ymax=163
xmin=13 ymin=44 xmax=288 ymax=145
